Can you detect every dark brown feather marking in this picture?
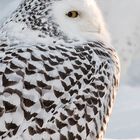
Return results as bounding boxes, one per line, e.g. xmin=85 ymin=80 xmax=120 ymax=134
xmin=0 ymin=107 xmax=4 ymax=117
xmin=2 ymin=74 xmax=17 ymax=87
xmin=3 ymin=101 xmax=17 ymax=113
xmin=5 ymin=122 xmax=19 ymax=130
xmin=23 ymin=98 xmax=35 ymax=107
xmin=56 ymin=119 xmax=67 ymax=129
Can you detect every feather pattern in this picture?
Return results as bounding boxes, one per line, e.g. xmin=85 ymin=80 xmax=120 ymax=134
xmin=0 ymin=0 xmax=120 ymax=139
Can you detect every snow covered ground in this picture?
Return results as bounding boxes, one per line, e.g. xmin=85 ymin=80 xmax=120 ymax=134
xmin=0 ymin=0 xmax=140 ymax=139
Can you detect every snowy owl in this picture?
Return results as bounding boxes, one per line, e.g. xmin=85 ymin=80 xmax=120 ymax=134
xmin=0 ymin=0 xmax=120 ymax=140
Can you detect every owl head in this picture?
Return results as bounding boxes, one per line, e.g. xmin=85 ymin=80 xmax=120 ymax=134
xmin=51 ymin=0 xmax=110 ymax=42
xmin=3 ymin=0 xmax=110 ymax=43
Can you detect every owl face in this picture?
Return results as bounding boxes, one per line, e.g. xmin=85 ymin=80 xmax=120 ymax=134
xmin=1 ymin=0 xmax=109 ymax=44
xmin=52 ymin=0 xmax=109 ymax=42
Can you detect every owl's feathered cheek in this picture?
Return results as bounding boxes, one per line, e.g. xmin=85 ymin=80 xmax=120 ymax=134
xmin=78 ymin=19 xmax=101 ymax=34
xmin=79 ymin=23 xmax=100 ymax=33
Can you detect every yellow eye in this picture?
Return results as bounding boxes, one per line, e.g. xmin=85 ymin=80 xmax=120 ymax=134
xmin=66 ymin=11 xmax=79 ymax=18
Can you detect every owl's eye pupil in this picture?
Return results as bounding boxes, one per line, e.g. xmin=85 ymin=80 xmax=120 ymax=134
xmin=66 ymin=11 xmax=79 ymax=18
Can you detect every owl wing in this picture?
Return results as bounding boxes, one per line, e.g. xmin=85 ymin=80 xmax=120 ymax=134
xmin=0 ymin=40 xmax=120 ymax=140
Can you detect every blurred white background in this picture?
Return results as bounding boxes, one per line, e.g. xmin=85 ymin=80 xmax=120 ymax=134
xmin=0 ymin=0 xmax=140 ymax=139
xmin=97 ymin=0 xmax=140 ymax=85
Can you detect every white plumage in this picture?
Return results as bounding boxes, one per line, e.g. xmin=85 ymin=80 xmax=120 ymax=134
xmin=0 ymin=0 xmax=120 ymax=139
